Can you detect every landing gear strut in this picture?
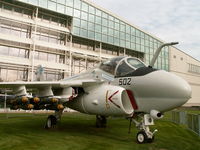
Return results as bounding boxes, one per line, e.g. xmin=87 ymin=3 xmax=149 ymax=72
xmin=96 ymin=115 xmax=107 ymax=128
xmin=133 ymin=114 xmax=157 ymax=143
xmin=45 ymin=110 xmax=63 ymax=129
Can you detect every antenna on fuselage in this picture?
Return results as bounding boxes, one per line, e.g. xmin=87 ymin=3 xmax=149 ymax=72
xmin=149 ymin=42 xmax=179 ymax=68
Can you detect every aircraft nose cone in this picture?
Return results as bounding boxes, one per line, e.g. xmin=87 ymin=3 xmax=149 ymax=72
xmin=132 ymin=70 xmax=192 ymax=112
xmin=179 ymin=79 xmax=192 ymax=99
xmin=173 ymin=74 xmax=192 ymax=104
xmin=156 ymin=71 xmax=192 ymax=106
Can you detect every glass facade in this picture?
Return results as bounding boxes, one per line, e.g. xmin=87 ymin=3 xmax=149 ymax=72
xmin=17 ymin=0 xmax=169 ymax=70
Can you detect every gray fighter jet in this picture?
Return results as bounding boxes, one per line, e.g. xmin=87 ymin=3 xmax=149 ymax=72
xmin=0 ymin=42 xmax=191 ymax=143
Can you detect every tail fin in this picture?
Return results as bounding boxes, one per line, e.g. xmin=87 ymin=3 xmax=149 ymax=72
xmin=35 ymin=65 xmax=45 ymax=81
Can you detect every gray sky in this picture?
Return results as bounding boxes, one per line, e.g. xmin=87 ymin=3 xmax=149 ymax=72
xmin=92 ymin=0 xmax=200 ymax=60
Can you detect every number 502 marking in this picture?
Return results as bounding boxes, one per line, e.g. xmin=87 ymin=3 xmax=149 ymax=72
xmin=119 ymin=78 xmax=131 ymax=85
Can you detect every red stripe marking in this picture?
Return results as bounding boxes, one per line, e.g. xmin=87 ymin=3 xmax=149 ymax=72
xmin=126 ymin=90 xmax=138 ymax=110
xmin=108 ymin=90 xmax=121 ymax=109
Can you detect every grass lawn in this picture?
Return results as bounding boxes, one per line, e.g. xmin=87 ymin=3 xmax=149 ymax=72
xmin=0 ymin=112 xmax=199 ymax=150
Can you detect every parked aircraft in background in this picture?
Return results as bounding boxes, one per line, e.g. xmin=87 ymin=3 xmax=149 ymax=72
xmin=0 ymin=42 xmax=191 ymax=143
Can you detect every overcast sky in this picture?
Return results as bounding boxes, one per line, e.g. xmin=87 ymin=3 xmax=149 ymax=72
xmin=92 ymin=0 xmax=200 ymax=60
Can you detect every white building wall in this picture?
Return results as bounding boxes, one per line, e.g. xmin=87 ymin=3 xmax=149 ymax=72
xmin=169 ymin=46 xmax=200 ymax=106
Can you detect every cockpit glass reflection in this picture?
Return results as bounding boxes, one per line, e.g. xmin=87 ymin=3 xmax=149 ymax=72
xmin=99 ymin=56 xmax=146 ymax=77
xmin=99 ymin=56 xmax=125 ymax=75
xmin=127 ymin=58 xmax=145 ymax=69
xmin=115 ymin=60 xmax=133 ymax=77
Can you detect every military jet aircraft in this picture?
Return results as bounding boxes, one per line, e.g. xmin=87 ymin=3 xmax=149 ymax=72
xmin=0 ymin=42 xmax=191 ymax=143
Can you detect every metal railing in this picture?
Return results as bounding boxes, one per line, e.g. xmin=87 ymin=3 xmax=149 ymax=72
xmin=171 ymin=111 xmax=200 ymax=136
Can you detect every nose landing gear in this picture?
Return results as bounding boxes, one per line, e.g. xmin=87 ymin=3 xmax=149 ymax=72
xmin=133 ymin=114 xmax=157 ymax=143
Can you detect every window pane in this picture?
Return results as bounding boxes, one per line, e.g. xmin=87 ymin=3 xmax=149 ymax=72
xmin=81 ymin=11 xmax=88 ymax=20
xmin=95 ymin=24 xmax=101 ymax=32
xmin=95 ymin=16 xmax=101 ymax=24
xmin=115 ymin=23 xmax=119 ymax=30
xmin=57 ymin=4 xmax=65 ymax=13
xmin=108 ymin=36 xmax=114 ymax=44
xmin=102 ymin=18 xmax=108 ymax=26
xmin=81 ymin=20 xmax=87 ymax=29
xmin=82 ymin=2 xmax=88 ymax=11
xmin=108 ymin=28 xmax=114 ymax=36
xmin=120 ymin=32 xmax=125 ymax=40
xmin=114 ymin=38 xmax=119 ymax=46
xmin=131 ymin=27 xmax=135 ymax=35
xmin=114 ymin=30 xmax=119 ymax=37
xmin=131 ymin=43 xmax=136 ymax=49
xmin=136 ymin=37 xmax=140 ymax=44
xmin=66 ymin=0 xmax=73 ymax=7
xmin=126 ymin=41 xmax=130 ymax=49
xmin=109 ymin=21 xmax=114 ymax=28
xmin=102 ymin=35 xmax=107 ymax=43
xmin=136 ymin=30 xmax=141 ymax=37
xmin=102 ymin=12 xmax=108 ymax=18
xmin=48 ymin=1 xmax=56 ymax=11
xmin=74 ymin=0 xmax=81 ymax=9
xmin=29 ymin=0 xmax=38 ymax=5
xmin=80 ymin=29 xmax=87 ymax=37
xmin=73 ymin=18 xmax=80 ymax=26
xmin=120 ymin=24 xmax=125 ymax=32
xmin=73 ymin=27 xmax=80 ymax=35
xmin=88 ymin=31 xmax=95 ymax=39
xmin=109 ymin=15 xmax=114 ymax=21
xmin=95 ymin=33 xmax=101 ymax=41
xmin=131 ymin=36 xmax=136 ymax=43
xmin=74 ymin=9 xmax=80 ymax=18
xmin=66 ymin=7 xmax=73 ymax=16
xmin=89 ymin=14 xmax=95 ymax=22
xmin=0 ymin=46 xmax=9 ymax=55
xmin=88 ymin=22 xmax=95 ymax=31
xmin=39 ymin=0 xmax=47 ymax=8
xmin=9 ymin=47 xmax=19 ymax=57
xmin=136 ymin=44 xmax=140 ymax=51
xmin=126 ymin=34 xmax=130 ymax=41
xmin=102 ymin=26 xmax=108 ymax=34
xmin=89 ymin=6 xmax=95 ymax=14
xmin=115 ymin=18 xmax=120 ymax=23
xmin=120 ymin=40 xmax=125 ymax=47
xmin=96 ymin=9 xmax=101 ymax=16
xmin=126 ymin=24 xmax=130 ymax=33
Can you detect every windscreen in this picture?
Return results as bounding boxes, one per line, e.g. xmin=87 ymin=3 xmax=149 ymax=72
xmin=116 ymin=58 xmax=146 ymax=77
xmin=127 ymin=58 xmax=146 ymax=69
xmin=99 ymin=56 xmax=125 ymax=75
xmin=115 ymin=60 xmax=133 ymax=77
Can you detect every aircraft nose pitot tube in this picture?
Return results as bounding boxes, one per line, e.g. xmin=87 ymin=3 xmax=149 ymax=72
xmin=67 ymin=84 xmax=135 ymax=116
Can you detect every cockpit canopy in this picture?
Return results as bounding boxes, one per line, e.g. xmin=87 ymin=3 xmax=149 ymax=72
xmin=99 ymin=56 xmax=146 ymax=77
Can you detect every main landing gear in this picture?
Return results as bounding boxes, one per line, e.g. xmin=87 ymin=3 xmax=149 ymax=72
xmin=45 ymin=110 xmax=63 ymax=129
xmin=133 ymin=114 xmax=157 ymax=143
xmin=96 ymin=115 xmax=107 ymax=128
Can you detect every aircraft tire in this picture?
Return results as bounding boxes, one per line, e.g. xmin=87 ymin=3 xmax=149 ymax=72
xmin=147 ymin=135 xmax=155 ymax=143
xmin=96 ymin=115 xmax=107 ymax=128
xmin=45 ymin=115 xmax=57 ymax=129
xmin=136 ymin=131 xmax=148 ymax=144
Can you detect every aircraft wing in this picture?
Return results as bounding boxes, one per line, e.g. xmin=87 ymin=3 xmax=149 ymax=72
xmin=0 ymin=79 xmax=98 ymax=88
xmin=0 ymin=79 xmax=101 ymax=98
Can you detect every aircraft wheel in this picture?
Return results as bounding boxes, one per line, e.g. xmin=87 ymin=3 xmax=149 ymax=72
xmin=147 ymin=135 xmax=155 ymax=143
xmin=45 ymin=115 xmax=57 ymax=129
xmin=96 ymin=115 xmax=107 ymax=128
xmin=136 ymin=131 xmax=148 ymax=144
